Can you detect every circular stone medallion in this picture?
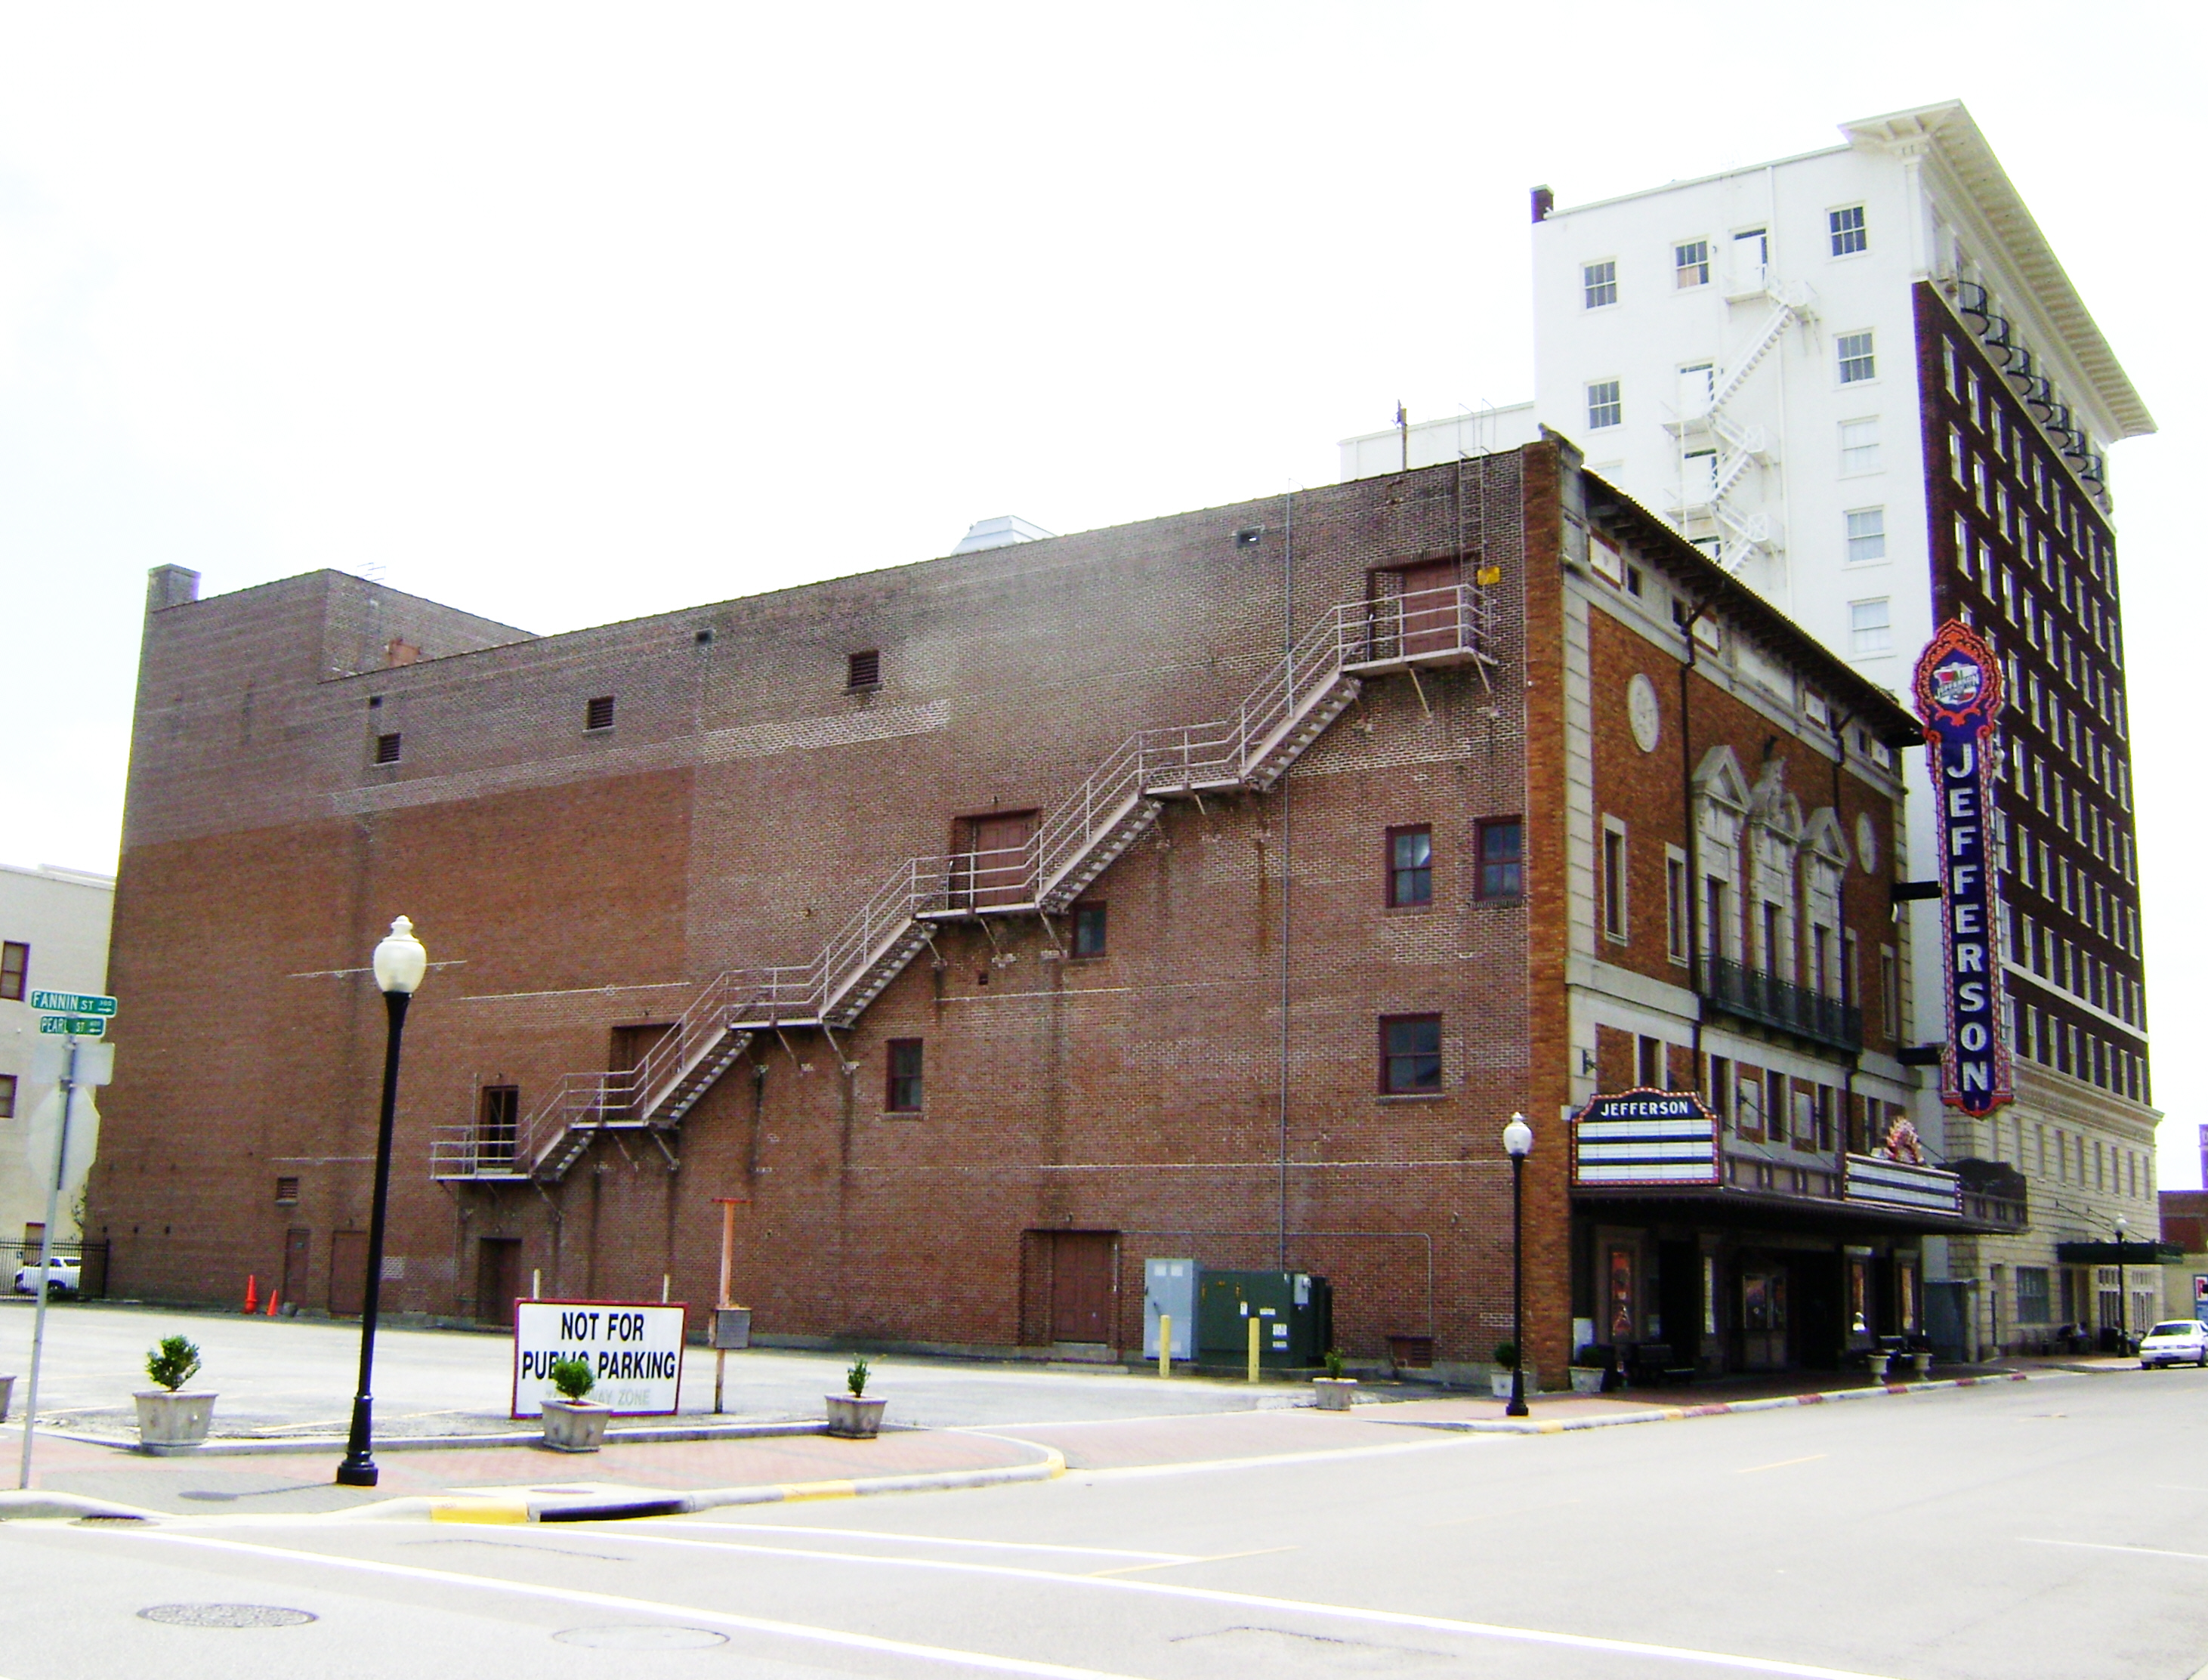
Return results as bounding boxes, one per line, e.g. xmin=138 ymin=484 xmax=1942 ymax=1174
xmin=138 ymin=1604 xmax=317 ymax=1629
xmin=1855 ymin=812 xmax=1879 ymax=875
xmin=1627 ymin=673 xmax=1662 ymax=753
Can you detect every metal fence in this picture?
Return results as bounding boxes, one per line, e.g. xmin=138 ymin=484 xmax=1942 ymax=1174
xmin=1 ymin=1240 xmax=110 ymax=1299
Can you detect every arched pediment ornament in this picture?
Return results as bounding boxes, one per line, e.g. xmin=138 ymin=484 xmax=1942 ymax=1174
xmin=1692 ymin=744 xmax=1751 ymax=813
xmin=1802 ymin=805 xmax=1851 ymax=869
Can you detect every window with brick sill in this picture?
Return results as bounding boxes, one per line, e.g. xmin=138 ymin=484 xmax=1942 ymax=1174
xmin=1070 ymin=903 xmax=1107 ymax=959
xmin=0 ymin=1073 xmax=16 ymax=1119
xmin=0 ymin=940 xmax=25 ymax=1002
xmin=1380 ymin=1014 xmax=1443 ymax=1096
xmin=373 ymin=732 xmax=403 ymax=765
xmin=1387 ymin=826 xmax=1432 ymax=909
xmin=887 ymin=1038 xmax=924 ymax=1113
xmin=1476 ymin=819 xmax=1522 ymax=902
xmin=847 ymin=650 xmax=882 ymax=691
xmin=275 ymin=1176 xmax=299 ymax=1206
xmin=585 ymin=695 xmax=616 ymax=731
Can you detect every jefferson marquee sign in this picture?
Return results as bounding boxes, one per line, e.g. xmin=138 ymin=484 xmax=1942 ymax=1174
xmin=1913 ymin=620 xmax=2012 ymax=1117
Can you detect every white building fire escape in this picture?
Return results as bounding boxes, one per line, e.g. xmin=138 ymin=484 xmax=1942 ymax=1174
xmin=1668 ymin=282 xmax=1814 ymax=575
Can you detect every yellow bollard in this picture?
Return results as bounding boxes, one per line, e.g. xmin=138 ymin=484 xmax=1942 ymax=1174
xmin=1247 ymin=1313 xmax=1260 ymax=1383
xmin=1158 ymin=1313 xmax=1172 ymax=1379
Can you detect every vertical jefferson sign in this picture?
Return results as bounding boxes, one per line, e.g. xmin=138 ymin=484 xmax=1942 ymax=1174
xmin=1913 ymin=621 xmax=2012 ymax=1116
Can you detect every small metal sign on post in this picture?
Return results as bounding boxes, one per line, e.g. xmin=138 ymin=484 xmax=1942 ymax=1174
xmin=16 ymin=1002 xmax=115 ymax=1491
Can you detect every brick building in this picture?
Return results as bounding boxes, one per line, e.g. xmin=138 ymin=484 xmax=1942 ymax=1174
xmin=91 ymin=437 xmax=2008 ymax=1379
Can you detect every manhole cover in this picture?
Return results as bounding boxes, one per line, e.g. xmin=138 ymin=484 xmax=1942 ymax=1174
xmin=138 ymin=1604 xmax=317 ymax=1629
xmin=554 ymin=1626 xmax=727 ymax=1651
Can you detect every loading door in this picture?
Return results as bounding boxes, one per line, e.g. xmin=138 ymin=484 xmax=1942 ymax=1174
xmin=1049 ymin=1231 xmax=1117 ymax=1345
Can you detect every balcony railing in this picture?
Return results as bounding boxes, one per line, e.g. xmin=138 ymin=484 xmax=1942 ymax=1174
xmin=1699 ymin=956 xmax=1862 ymax=1054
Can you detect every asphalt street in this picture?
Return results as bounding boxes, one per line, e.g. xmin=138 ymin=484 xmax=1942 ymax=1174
xmin=0 ymin=1301 xmax=1305 ymax=1436
xmin=4 ymin=1363 xmax=2206 ymax=1680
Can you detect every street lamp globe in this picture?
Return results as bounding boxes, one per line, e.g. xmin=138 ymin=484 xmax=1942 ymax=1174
xmin=1502 ymin=1113 xmax=1533 ymax=1159
xmin=372 ymin=916 xmax=428 ymax=996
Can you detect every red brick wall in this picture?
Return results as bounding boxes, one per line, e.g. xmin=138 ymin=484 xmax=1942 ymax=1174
xmin=94 ymin=452 xmax=1561 ymax=1370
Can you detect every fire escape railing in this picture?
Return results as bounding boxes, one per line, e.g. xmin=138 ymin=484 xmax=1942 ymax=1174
xmin=434 ymin=584 xmax=1493 ymax=1179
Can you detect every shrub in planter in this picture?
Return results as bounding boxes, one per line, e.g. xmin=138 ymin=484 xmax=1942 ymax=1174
xmin=1490 ymin=1340 xmax=1535 ymax=1401
xmin=826 ymin=1354 xmax=887 ymax=1439
xmin=1570 ymin=1345 xmax=1607 ymax=1394
xmin=540 ymin=1354 xmax=610 ymax=1453
xmin=135 ymin=1335 xmax=216 ymax=1455
xmin=1313 ymin=1348 xmax=1357 ymax=1412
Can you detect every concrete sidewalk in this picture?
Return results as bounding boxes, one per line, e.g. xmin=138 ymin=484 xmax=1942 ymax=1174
xmin=0 ymin=1353 xmax=2129 ymax=1524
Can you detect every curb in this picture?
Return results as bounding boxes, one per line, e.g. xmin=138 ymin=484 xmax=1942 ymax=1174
xmin=317 ymin=1444 xmax=1070 ymax=1524
xmin=1387 ymin=1370 xmax=2056 ymax=1434
xmin=20 ymin=1419 xmax=831 ymax=1458
xmin=0 ymin=1490 xmax=172 ymax=1523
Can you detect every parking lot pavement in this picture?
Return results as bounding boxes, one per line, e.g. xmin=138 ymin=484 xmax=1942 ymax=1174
xmin=0 ymin=1299 xmax=1322 ymax=1440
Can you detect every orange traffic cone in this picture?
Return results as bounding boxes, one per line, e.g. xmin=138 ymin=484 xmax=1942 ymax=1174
xmin=244 ymin=1274 xmax=258 ymax=1314
xmin=265 ymin=1289 xmax=279 ymax=1317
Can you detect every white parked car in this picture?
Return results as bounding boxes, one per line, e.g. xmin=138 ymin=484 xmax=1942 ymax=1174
xmin=2139 ymin=1321 xmax=2208 ymax=1368
xmin=13 ymin=1258 xmax=80 ymax=1296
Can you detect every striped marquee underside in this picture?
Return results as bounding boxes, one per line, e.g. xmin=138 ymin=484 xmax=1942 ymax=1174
xmin=1574 ymin=1114 xmax=1720 ymax=1185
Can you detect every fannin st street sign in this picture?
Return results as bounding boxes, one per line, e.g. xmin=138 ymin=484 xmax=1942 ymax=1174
xmin=30 ymin=991 xmax=116 ymax=1018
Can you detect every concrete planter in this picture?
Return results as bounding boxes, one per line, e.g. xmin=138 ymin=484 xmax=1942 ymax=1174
xmin=825 ymin=1394 xmax=887 ymax=1438
xmin=540 ymin=1398 xmax=612 ymax=1453
xmin=1570 ymin=1366 xmax=1606 ymax=1394
xmin=1490 ymin=1368 xmax=1536 ymax=1401
xmin=134 ymin=1391 xmax=216 ymax=1455
xmin=0 ymin=1373 xmax=14 ymax=1424
xmin=1868 ymin=1353 xmax=1894 ymax=1382
xmin=1312 ymin=1377 xmax=1357 ymax=1412
xmin=1910 ymin=1352 xmax=1933 ymax=1382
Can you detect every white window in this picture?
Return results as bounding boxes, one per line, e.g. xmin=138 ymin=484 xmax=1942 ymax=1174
xmin=1675 ymin=240 xmax=1709 ymax=288
xmin=1682 ymin=448 xmax=1716 ymax=504
xmin=1840 ymin=418 xmax=1880 ymax=475
xmin=1837 ymin=332 xmax=1876 ymax=384
xmin=1849 ymin=598 xmax=1892 ymax=658
xmin=1845 ymin=508 xmax=1887 ymax=564
xmin=1587 ymin=379 xmax=1623 ymax=429
xmin=1678 ymin=363 xmax=1714 ymax=420
xmin=1829 ymin=205 xmax=1867 ymax=255
xmin=1583 ymin=260 xmax=1617 ymax=309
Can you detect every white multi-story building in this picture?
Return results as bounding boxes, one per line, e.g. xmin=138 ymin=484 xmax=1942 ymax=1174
xmin=0 ymin=863 xmax=116 ymax=1258
xmin=1524 ymin=101 xmax=2159 ymax=1357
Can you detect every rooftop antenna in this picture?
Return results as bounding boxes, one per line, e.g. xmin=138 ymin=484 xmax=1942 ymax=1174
xmin=1396 ymin=401 xmax=1409 ymax=473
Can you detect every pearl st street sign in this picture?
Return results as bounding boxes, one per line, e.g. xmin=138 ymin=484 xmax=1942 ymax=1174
xmin=32 ymin=990 xmax=116 ymax=1038
xmin=30 ymin=991 xmax=116 ymax=1018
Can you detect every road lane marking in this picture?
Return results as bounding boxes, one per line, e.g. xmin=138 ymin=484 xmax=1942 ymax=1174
xmin=675 ymin=1521 xmax=1190 ymax=1561
xmin=1076 ymin=1434 xmax=1480 ymax=1480
xmin=2026 ymin=1538 xmax=2208 ymax=1564
xmin=69 ymin=1529 xmax=1146 ymax=1680
xmin=1086 ymin=1546 xmax=1298 ymax=1577
xmin=559 ymin=1525 xmax=1909 ymax=1678
xmin=1738 ymin=1455 xmax=1829 ymax=1475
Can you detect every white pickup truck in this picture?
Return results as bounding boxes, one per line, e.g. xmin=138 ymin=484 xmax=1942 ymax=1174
xmin=12 ymin=1258 xmax=80 ymax=1297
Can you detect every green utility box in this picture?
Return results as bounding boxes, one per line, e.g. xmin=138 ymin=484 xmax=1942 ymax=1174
xmin=1195 ymin=1270 xmax=1333 ymax=1370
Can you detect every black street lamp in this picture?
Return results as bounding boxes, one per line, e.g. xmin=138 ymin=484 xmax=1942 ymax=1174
xmin=336 ymin=916 xmax=426 ymax=1489
xmin=1502 ymin=1112 xmax=1533 ymax=1419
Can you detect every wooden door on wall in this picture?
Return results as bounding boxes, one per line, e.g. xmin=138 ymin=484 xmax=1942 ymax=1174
xmin=956 ymin=811 xmax=1037 ymax=909
xmin=1049 ymin=1231 xmax=1116 ymax=1345
xmin=610 ymin=1024 xmax=676 ymax=1116
xmin=329 ymin=1230 xmax=368 ymax=1317
xmin=281 ymin=1228 xmax=310 ymax=1308
xmin=476 ymin=1237 xmax=521 ymax=1327
xmin=1391 ymin=558 xmax=1461 ymax=656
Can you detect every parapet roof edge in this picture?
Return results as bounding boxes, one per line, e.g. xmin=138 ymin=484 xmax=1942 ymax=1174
xmin=1576 ymin=460 xmax=1922 ymax=751
xmin=1840 ymin=100 xmax=2154 ymax=440
xmin=1543 ymin=141 xmax=1851 ymax=221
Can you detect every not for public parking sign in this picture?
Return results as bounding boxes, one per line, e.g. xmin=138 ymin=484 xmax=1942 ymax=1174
xmin=511 ymin=1299 xmax=688 ymax=1417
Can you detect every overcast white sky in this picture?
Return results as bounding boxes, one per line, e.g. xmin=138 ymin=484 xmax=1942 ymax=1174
xmin=2 ymin=4 xmax=2201 ymax=1181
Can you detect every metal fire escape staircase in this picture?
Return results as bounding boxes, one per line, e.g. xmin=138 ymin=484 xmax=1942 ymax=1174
xmin=431 ymin=584 xmax=1495 ymax=1184
xmin=1669 ymin=284 xmax=1811 ymax=575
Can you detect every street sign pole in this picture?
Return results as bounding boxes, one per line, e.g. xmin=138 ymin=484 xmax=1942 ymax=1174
xmin=17 ymin=1036 xmax=78 ymax=1490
